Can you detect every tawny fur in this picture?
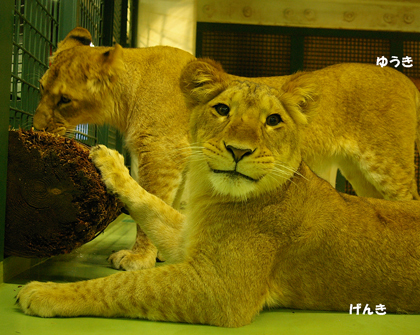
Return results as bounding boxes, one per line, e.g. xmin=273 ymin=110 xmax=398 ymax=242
xmin=18 ymin=60 xmax=420 ymax=327
xmin=34 ymin=27 xmax=195 ymax=271
xmin=33 ymin=27 xmax=420 ymax=271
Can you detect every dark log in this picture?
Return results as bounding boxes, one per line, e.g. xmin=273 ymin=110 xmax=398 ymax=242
xmin=5 ymin=130 xmax=123 ymax=257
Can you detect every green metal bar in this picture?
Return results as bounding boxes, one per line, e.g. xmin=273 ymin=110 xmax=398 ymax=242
xmin=13 ymin=9 xmax=57 ymax=49
xmin=96 ymin=0 xmax=114 ymax=146
xmin=119 ymin=0 xmax=128 ymax=47
xmin=59 ymin=0 xmax=78 ymax=40
xmin=33 ymin=0 xmax=59 ymax=25
xmin=0 ymin=0 xmax=14 ymax=261
xmin=116 ymin=132 xmax=123 ymax=153
xmin=130 ymin=0 xmax=138 ymax=47
xmin=73 ymin=131 xmax=97 ymax=141
xmin=9 ymin=107 xmax=34 ymax=117
xmin=97 ymin=124 xmax=109 ymax=147
xmin=102 ymin=0 xmax=114 ymax=46
xmin=11 ymin=65 xmax=46 ymax=87
xmin=21 ymin=7 xmax=33 ymax=118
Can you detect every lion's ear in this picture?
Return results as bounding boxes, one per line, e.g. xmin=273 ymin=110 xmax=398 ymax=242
xmin=99 ymin=44 xmax=124 ymax=81
xmin=87 ymin=44 xmax=124 ymax=92
xmin=55 ymin=27 xmax=93 ymax=54
xmin=180 ymin=58 xmax=230 ymax=107
xmin=280 ymin=72 xmax=318 ymax=125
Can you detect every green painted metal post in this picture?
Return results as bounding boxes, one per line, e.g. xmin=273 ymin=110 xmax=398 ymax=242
xmin=102 ymin=0 xmax=114 ymax=46
xmin=59 ymin=0 xmax=79 ymax=40
xmin=0 ymin=0 xmax=14 ymax=261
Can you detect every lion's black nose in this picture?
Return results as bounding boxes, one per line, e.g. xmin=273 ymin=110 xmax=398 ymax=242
xmin=225 ymin=144 xmax=253 ymax=163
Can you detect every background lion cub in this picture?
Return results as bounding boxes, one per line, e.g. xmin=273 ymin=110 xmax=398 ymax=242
xmin=34 ymin=27 xmax=195 ymax=271
xmin=34 ymin=27 xmax=420 ymax=271
xmin=18 ymin=59 xmax=420 ymax=327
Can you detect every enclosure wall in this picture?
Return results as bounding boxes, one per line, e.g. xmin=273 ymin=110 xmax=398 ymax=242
xmin=137 ymin=0 xmax=196 ymax=54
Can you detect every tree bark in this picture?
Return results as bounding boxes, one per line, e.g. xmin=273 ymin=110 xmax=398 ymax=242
xmin=6 ymin=130 xmax=123 ymax=257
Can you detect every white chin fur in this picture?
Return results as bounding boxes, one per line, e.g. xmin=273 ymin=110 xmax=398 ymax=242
xmin=209 ymin=172 xmax=258 ymax=200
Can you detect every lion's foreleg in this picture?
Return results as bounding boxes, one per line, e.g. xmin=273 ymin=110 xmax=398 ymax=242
xmin=90 ymin=145 xmax=185 ymax=263
xmin=17 ymin=263 xmax=254 ymax=327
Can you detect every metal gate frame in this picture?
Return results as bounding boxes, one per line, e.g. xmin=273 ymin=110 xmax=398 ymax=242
xmin=0 ymin=1 xmax=14 ymax=262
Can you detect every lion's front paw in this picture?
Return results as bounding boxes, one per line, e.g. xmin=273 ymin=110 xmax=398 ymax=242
xmin=17 ymin=281 xmax=65 ymax=317
xmin=90 ymin=145 xmax=130 ymax=195
xmin=108 ymin=249 xmax=157 ymax=271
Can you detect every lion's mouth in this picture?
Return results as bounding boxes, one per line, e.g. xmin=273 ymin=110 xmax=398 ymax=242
xmin=212 ymin=169 xmax=258 ymax=182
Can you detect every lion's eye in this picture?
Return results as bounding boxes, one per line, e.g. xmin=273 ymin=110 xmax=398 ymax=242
xmin=214 ymin=103 xmax=230 ymax=116
xmin=59 ymin=96 xmax=71 ymax=105
xmin=266 ymin=114 xmax=283 ymax=126
xmin=39 ymin=83 xmax=44 ymax=92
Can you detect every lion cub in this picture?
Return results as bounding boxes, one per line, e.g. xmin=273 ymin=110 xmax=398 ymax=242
xmin=33 ymin=27 xmax=420 ymax=271
xmin=34 ymin=27 xmax=195 ymax=270
xmin=18 ymin=59 xmax=420 ymax=327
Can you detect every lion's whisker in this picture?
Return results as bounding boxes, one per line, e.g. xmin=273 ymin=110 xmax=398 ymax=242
xmin=276 ymin=162 xmax=308 ymax=181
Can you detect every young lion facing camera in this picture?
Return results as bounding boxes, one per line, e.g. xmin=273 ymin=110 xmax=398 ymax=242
xmin=17 ymin=59 xmax=420 ymax=327
xmin=34 ymin=27 xmax=420 ymax=271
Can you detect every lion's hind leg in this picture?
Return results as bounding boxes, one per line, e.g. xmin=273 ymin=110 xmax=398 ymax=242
xmin=122 ymin=134 xmax=189 ymax=268
xmin=338 ymin=154 xmax=418 ymax=201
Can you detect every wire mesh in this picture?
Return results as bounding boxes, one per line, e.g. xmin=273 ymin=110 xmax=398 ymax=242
xmin=10 ymin=0 xmax=60 ymax=130
xmin=303 ymin=36 xmax=391 ymax=71
xmin=201 ymin=30 xmax=291 ymax=77
xmin=403 ymin=41 xmax=420 ymax=77
xmin=79 ymin=0 xmax=103 ymax=46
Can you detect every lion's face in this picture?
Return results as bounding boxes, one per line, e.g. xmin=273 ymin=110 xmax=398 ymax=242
xmin=33 ymin=42 xmax=123 ymax=134
xmin=190 ymin=81 xmax=305 ymax=199
xmin=181 ymin=60 xmax=317 ymax=199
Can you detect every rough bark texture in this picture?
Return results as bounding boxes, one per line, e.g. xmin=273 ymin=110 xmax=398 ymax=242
xmin=6 ymin=130 xmax=123 ymax=257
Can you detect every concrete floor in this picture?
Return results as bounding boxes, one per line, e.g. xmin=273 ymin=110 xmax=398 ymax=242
xmin=1 ymin=215 xmax=419 ymax=335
